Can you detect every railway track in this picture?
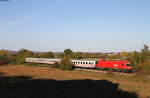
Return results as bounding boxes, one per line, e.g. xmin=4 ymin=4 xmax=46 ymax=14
xmin=75 ymin=68 xmax=150 ymax=78
xmin=74 ymin=68 xmax=135 ymax=76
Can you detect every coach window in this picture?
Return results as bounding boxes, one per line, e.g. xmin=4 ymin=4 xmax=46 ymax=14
xmin=89 ymin=62 xmax=91 ymax=65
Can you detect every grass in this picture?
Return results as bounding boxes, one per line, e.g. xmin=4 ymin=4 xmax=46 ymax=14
xmin=0 ymin=64 xmax=150 ymax=98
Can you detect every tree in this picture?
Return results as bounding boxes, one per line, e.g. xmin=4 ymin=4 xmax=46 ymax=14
xmin=120 ymin=51 xmax=128 ymax=58
xmin=47 ymin=51 xmax=54 ymax=58
xmin=127 ymin=45 xmax=150 ymax=72
xmin=140 ymin=45 xmax=150 ymax=63
xmin=15 ymin=49 xmax=34 ymax=64
xmin=59 ymin=57 xmax=73 ymax=70
xmin=0 ymin=50 xmax=9 ymax=61
xmin=63 ymin=49 xmax=75 ymax=58
xmin=18 ymin=49 xmax=28 ymax=54
xmin=127 ymin=51 xmax=141 ymax=69
xmin=64 ymin=49 xmax=73 ymax=55
xmin=39 ymin=51 xmax=54 ymax=58
xmin=0 ymin=50 xmax=15 ymax=63
xmin=73 ymin=52 xmax=83 ymax=59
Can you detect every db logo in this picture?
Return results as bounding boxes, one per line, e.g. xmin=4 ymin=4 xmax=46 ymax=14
xmin=114 ymin=64 xmax=118 ymax=67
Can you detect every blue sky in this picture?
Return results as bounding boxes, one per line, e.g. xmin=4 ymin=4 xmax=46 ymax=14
xmin=0 ymin=0 xmax=150 ymax=52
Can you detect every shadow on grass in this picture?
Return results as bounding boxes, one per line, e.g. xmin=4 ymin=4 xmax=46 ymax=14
xmin=0 ymin=75 xmax=138 ymax=98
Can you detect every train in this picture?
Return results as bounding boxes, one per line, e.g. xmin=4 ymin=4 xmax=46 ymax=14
xmin=25 ymin=58 xmax=132 ymax=72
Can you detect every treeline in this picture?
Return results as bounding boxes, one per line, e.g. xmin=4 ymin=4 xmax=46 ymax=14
xmin=127 ymin=45 xmax=150 ymax=73
xmin=0 ymin=49 xmax=109 ymax=64
xmin=0 ymin=45 xmax=150 ymax=73
xmin=0 ymin=49 xmax=54 ymax=64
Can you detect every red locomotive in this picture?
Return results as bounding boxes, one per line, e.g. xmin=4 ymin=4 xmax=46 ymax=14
xmin=96 ymin=60 xmax=132 ymax=72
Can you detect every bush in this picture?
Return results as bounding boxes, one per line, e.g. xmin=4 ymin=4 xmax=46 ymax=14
xmin=127 ymin=45 xmax=150 ymax=73
xmin=59 ymin=57 xmax=73 ymax=70
xmin=51 ymin=62 xmax=61 ymax=69
xmin=50 ymin=57 xmax=73 ymax=70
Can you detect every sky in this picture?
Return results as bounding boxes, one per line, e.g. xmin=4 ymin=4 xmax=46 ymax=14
xmin=0 ymin=0 xmax=150 ymax=52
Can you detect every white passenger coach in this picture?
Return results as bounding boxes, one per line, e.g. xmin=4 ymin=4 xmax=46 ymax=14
xmin=25 ymin=58 xmax=61 ymax=65
xmin=25 ymin=58 xmax=97 ymax=68
xmin=71 ymin=59 xmax=96 ymax=68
